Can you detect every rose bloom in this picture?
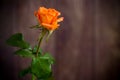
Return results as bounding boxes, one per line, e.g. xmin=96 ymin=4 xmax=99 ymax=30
xmin=35 ymin=7 xmax=64 ymax=30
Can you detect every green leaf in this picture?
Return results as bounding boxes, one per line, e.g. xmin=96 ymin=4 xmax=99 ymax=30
xmin=38 ymin=75 xmax=54 ymax=80
xmin=6 ymin=33 xmax=30 ymax=48
xmin=19 ymin=67 xmax=31 ymax=78
xmin=32 ymin=75 xmax=37 ymax=80
xmin=45 ymin=76 xmax=54 ymax=80
xmin=15 ymin=49 xmax=34 ymax=58
xmin=40 ymin=53 xmax=55 ymax=64
xmin=31 ymin=57 xmax=52 ymax=79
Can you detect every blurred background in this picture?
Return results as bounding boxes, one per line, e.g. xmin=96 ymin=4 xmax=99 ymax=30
xmin=0 ymin=0 xmax=120 ymax=80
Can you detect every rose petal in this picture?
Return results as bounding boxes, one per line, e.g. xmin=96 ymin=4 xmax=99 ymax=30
xmin=57 ymin=17 xmax=64 ymax=22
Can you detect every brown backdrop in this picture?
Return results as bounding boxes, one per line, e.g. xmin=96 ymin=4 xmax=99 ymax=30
xmin=0 ymin=0 xmax=120 ymax=80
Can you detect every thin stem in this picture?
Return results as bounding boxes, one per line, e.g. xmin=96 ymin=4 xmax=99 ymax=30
xmin=36 ymin=29 xmax=46 ymax=56
xmin=36 ymin=36 xmax=43 ymax=56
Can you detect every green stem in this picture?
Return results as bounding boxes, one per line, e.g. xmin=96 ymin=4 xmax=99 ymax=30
xmin=36 ymin=36 xmax=43 ymax=57
xmin=36 ymin=29 xmax=46 ymax=56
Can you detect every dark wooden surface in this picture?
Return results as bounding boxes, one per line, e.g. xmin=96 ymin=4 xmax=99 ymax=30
xmin=0 ymin=0 xmax=120 ymax=80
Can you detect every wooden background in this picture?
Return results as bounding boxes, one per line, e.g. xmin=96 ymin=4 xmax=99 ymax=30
xmin=0 ymin=0 xmax=120 ymax=80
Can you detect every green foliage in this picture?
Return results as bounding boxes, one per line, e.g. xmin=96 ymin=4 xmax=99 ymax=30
xmin=44 ymin=76 xmax=54 ymax=80
xmin=32 ymin=45 xmax=43 ymax=56
xmin=40 ymin=53 xmax=55 ymax=65
xmin=38 ymin=76 xmax=54 ymax=80
xmin=32 ymin=75 xmax=37 ymax=80
xmin=6 ymin=33 xmax=55 ymax=80
xmin=14 ymin=49 xmax=34 ymax=58
xmin=19 ymin=67 xmax=31 ymax=78
xmin=31 ymin=53 xmax=54 ymax=79
xmin=6 ymin=33 xmax=30 ymax=48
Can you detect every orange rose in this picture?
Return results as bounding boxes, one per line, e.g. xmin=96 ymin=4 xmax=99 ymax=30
xmin=35 ymin=7 xmax=64 ymax=30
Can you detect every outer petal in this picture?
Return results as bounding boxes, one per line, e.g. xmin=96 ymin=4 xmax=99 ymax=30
xmin=41 ymin=23 xmax=53 ymax=30
xmin=39 ymin=7 xmax=48 ymax=14
xmin=57 ymin=17 xmax=64 ymax=22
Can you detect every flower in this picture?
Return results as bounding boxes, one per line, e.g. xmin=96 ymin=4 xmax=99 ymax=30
xmin=35 ymin=7 xmax=64 ymax=31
